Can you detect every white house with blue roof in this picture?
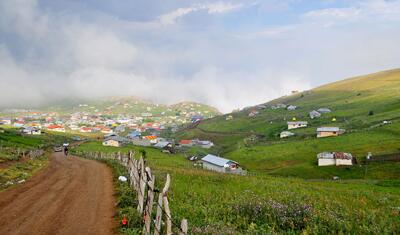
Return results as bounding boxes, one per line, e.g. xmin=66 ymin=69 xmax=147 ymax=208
xmin=201 ymin=154 xmax=245 ymax=174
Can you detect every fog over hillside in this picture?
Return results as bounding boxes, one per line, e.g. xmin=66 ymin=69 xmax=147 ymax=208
xmin=1 ymin=0 xmax=400 ymax=112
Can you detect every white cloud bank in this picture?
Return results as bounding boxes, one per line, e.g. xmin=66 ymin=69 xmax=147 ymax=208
xmin=159 ymin=2 xmax=243 ymax=25
xmin=0 ymin=0 xmax=399 ymax=113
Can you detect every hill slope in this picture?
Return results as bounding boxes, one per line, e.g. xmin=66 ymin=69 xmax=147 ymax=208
xmin=38 ymin=96 xmax=221 ymax=117
xmin=176 ymin=68 xmax=400 ymax=179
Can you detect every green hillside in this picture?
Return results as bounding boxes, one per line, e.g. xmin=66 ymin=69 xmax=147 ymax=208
xmin=39 ymin=96 xmax=221 ymax=117
xmin=176 ymin=69 xmax=400 ymax=179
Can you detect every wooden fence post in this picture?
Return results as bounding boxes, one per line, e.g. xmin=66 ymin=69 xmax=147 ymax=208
xmin=163 ymin=174 xmax=172 ymax=235
xmin=154 ymin=191 xmax=164 ymax=235
xmin=180 ymin=219 xmax=188 ymax=235
xmin=137 ymin=157 xmax=146 ymax=214
xmin=143 ymin=167 xmax=155 ymax=235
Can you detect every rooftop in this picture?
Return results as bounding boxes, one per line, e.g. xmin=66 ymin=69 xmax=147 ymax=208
xmin=317 ymin=127 xmax=340 ymax=132
xmin=201 ymin=154 xmax=237 ymax=167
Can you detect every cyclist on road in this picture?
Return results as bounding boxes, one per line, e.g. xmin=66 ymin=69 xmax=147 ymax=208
xmin=63 ymin=145 xmax=69 ymax=156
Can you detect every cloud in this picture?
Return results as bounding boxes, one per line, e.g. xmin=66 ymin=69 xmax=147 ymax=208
xmin=0 ymin=0 xmax=400 ymax=113
xmin=303 ymin=0 xmax=400 ymax=24
xmin=159 ymin=2 xmax=243 ymax=25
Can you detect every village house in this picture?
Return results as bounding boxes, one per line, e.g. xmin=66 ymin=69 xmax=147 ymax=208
xmin=271 ymin=103 xmax=287 ymax=109
xmin=114 ymin=125 xmax=126 ymax=133
xmin=287 ymin=121 xmax=308 ymax=130
xmin=101 ymin=127 xmax=113 ymax=134
xmin=47 ymin=124 xmax=65 ymax=132
xmin=127 ymin=131 xmax=141 ymax=139
xmin=143 ymin=135 xmax=158 ymax=144
xmin=13 ymin=121 xmax=25 ymax=127
xmin=201 ymin=154 xmax=245 ymax=174
xmin=102 ymin=136 xmax=129 ymax=147
xmin=80 ymin=127 xmax=92 ymax=133
xmin=248 ymin=110 xmax=259 ymax=117
xmin=179 ymin=139 xmax=193 ymax=147
xmin=287 ymin=105 xmax=297 ymax=111
xmin=317 ymin=152 xmax=353 ymax=166
xmin=131 ymin=138 xmax=152 ymax=147
xmin=154 ymin=141 xmax=174 ymax=153
xmin=226 ymin=115 xmax=233 ymax=121
xmin=193 ymin=139 xmax=214 ymax=149
xmin=22 ymin=126 xmax=41 ymax=135
xmin=317 ymin=127 xmax=345 ymax=138
xmin=280 ymin=131 xmax=295 ymax=138
xmin=0 ymin=118 xmax=12 ymax=125
xmin=309 ymin=110 xmax=322 ymax=119
xmin=191 ymin=115 xmax=203 ymax=123
xmin=69 ymin=124 xmax=80 ymax=131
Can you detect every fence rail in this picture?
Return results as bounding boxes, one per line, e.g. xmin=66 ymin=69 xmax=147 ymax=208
xmin=75 ymin=150 xmax=188 ymax=235
xmin=366 ymin=153 xmax=400 ymax=162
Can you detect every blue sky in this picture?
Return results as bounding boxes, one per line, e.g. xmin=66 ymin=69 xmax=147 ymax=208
xmin=1 ymin=0 xmax=400 ymax=112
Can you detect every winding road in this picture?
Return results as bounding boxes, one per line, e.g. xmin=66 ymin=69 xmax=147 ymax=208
xmin=0 ymin=152 xmax=116 ymax=235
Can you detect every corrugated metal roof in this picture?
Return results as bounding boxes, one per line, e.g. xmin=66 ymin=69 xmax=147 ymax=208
xmin=201 ymin=154 xmax=237 ymax=167
xmin=287 ymin=121 xmax=308 ymax=125
xmin=154 ymin=141 xmax=171 ymax=148
xmin=105 ymin=136 xmax=129 ymax=142
xmin=318 ymin=152 xmax=352 ymax=159
xmin=317 ymin=108 xmax=332 ymax=113
xmin=317 ymin=127 xmax=339 ymax=132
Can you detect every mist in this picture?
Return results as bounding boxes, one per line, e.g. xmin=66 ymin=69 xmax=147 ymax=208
xmin=1 ymin=0 xmax=400 ymax=113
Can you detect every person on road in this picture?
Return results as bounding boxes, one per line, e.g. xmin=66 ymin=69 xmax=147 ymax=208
xmin=64 ymin=146 xmax=69 ymax=156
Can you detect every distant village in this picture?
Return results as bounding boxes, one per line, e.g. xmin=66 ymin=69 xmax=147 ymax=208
xmin=0 ymin=101 xmax=217 ymax=148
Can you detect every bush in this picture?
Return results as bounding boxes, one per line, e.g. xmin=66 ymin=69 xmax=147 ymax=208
xmin=368 ymin=110 xmax=374 ymax=116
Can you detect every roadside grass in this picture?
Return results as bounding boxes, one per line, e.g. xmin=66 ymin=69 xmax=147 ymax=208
xmin=0 ymin=128 xmax=75 ymax=163
xmin=0 ymin=154 xmax=49 ymax=191
xmin=98 ymin=158 xmax=142 ymax=235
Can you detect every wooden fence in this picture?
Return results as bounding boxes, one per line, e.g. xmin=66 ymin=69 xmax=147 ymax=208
xmin=0 ymin=147 xmax=45 ymax=160
xmin=366 ymin=153 xmax=400 ymax=162
xmin=75 ymin=150 xmax=188 ymax=235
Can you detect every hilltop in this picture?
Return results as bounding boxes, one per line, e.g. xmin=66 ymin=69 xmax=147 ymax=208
xmin=175 ymin=68 xmax=400 ymax=179
xmin=32 ymin=96 xmax=221 ymax=117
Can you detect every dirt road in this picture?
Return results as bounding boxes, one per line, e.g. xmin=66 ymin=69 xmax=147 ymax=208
xmin=0 ymin=152 xmax=116 ymax=235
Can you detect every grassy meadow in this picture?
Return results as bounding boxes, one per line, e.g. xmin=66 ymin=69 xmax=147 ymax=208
xmin=73 ymin=141 xmax=400 ymax=234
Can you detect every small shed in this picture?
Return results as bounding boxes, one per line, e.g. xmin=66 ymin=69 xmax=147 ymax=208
xmin=280 ymin=131 xmax=295 ymax=138
xmin=22 ymin=126 xmax=41 ymax=135
xmin=309 ymin=110 xmax=321 ymax=119
xmin=201 ymin=154 xmax=239 ymax=173
xmin=127 ymin=131 xmax=141 ymax=139
xmin=154 ymin=141 xmax=174 ymax=153
xmin=287 ymin=121 xmax=308 ymax=130
xmin=317 ymin=108 xmax=332 ymax=113
xmin=317 ymin=127 xmax=344 ymax=138
xmin=179 ymin=140 xmax=193 ymax=147
xmin=317 ymin=152 xmax=353 ymax=166
xmin=103 ymin=136 xmax=129 ymax=147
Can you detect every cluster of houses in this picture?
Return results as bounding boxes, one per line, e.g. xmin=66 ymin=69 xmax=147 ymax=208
xmin=0 ymin=104 xmax=216 ymax=138
xmin=281 ymin=121 xmax=346 ymax=139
